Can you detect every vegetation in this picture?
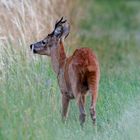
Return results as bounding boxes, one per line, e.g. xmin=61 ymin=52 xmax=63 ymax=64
xmin=0 ymin=0 xmax=140 ymax=139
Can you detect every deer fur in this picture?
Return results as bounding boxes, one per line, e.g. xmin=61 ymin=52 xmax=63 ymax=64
xmin=30 ymin=17 xmax=100 ymax=126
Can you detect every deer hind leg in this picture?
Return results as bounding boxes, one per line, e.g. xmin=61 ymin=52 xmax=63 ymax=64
xmin=88 ymin=72 xmax=99 ymax=125
xmin=62 ymin=94 xmax=70 ymax=122
xmin=69 ymin=65 xmax=86 ymax=126
xmin=70 ymin=79 xmax=86 ymax=126
xmin=77 ymin=95 xmax=86 ymax=127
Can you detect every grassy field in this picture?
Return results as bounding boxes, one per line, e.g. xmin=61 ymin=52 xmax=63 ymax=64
xmin=0 ymin=0 xmax=140 ymax=140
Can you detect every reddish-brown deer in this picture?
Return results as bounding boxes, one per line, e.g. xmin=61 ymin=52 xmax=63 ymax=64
xmin=30 ymin=17 xmax=100 ymax=126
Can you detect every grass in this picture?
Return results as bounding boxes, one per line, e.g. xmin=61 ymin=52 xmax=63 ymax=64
xmin=0 ymin=0 xmax=140 ymax=140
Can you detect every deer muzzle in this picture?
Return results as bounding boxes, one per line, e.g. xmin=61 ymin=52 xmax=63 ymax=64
xmin=30 ymin=44 xmax=37 ymax=53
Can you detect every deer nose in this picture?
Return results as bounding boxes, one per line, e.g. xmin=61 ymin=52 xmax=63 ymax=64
xmin=30 ymin=44 xmax=33 ymax=49
xmin=30 ymin=44 xmax=37 ymax=53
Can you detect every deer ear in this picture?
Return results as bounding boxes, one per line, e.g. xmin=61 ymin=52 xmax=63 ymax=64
xmin=53 ymin=18 xmax=70 ymax=39
xmin=54 ymin=26 xmax=63 ymax=37
xmin=54 ymin=22 xmax=70 ymax=39
xmin=62 ymin=22 xmax=70 ymax=39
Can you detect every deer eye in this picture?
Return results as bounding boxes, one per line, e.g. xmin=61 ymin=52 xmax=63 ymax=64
xmin=42 ymin=40 xmax=46 ymax=45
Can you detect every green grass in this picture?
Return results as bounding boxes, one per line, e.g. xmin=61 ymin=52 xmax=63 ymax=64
xmin=1 ymin=1 xmax=140 ymax=140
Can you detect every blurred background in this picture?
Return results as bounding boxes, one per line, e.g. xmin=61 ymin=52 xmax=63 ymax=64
xmin=0 ymin=0 xmax=140 ymax=140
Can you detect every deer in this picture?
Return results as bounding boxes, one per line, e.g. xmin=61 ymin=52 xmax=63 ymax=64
xmin=30 ymin=17 xmax=100 ymax=126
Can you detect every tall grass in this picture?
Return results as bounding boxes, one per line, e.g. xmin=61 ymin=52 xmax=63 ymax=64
xmin=0 ymin=0 xmax=140 ymax=140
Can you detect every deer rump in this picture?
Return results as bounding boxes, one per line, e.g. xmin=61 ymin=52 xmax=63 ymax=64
xmin=64 ymin=48 xmax=98 ymax=97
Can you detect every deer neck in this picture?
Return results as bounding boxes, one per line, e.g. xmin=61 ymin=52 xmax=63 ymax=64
xmin=50 ymin=40 xmax=66 ymax=75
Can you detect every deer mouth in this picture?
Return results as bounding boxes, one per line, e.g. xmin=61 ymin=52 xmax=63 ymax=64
xmin=33 ymin=49 xmax=37 ymax=53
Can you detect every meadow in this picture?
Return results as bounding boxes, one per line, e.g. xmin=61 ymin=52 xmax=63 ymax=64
xmin=0 ymin=0 xmax=140 ymax=140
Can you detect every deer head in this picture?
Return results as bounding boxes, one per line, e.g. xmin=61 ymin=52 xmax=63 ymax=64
xmin=30 ymin=17 xmax=70 ymax=55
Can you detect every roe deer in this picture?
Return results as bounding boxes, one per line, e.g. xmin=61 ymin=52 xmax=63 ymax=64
xmin=30 ymin=17 xmax=100 ymax=126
